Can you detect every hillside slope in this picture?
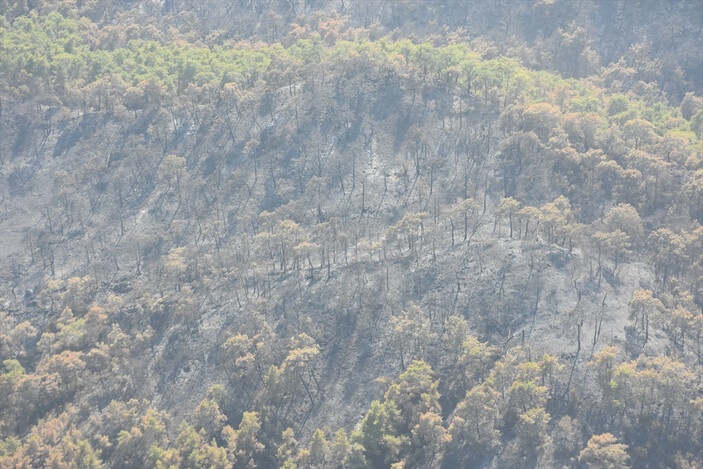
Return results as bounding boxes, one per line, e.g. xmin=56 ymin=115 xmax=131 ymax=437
xmin=1 ymin=5 xmax=703 ymax=469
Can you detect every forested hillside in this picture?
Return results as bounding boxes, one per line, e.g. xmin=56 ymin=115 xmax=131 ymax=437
xmin=1 ymin=1 xmax=702 ymax=468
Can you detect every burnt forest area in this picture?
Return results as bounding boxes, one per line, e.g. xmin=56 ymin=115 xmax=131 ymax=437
xmin=1 ymin=1 xmax=703 ymax=468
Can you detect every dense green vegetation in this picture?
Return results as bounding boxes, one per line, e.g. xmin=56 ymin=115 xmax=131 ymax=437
xmin=1 ymin=2 xmax=703 ymax=468
xmin=2 ymin=11 xmax=700 ymax=143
